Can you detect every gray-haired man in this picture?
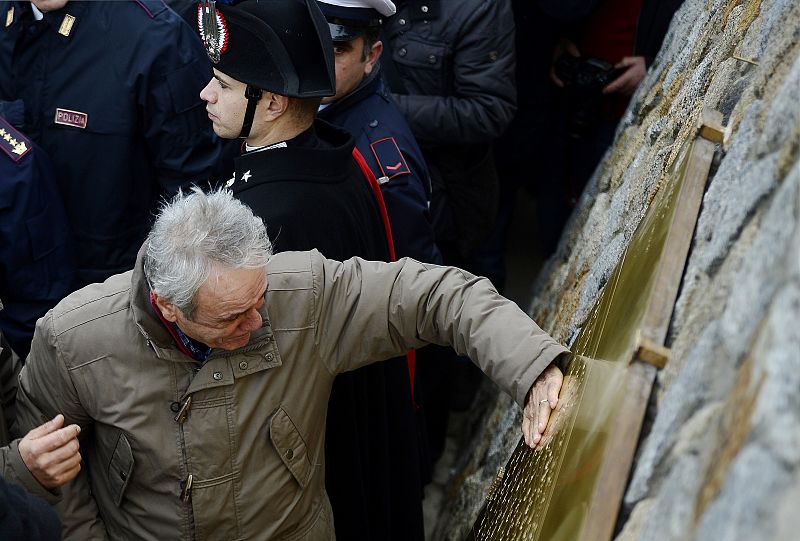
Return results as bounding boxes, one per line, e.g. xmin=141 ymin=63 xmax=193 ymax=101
xmin=14 ymin=188 xmax=567 ymax=540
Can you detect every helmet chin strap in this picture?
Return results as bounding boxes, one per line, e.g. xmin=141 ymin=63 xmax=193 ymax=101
xmin=239 ymin=85 xmax=263 ymax=139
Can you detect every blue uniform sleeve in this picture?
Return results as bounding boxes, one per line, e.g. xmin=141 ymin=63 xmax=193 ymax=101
xmin=0 ymin=120 xmax=75 ymax=359
xmin=367 ymin=136 xmax=442 ymax=264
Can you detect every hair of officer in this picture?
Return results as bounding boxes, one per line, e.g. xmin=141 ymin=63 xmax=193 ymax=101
xmin=361 ymin=27 xmax=381 ymax=61
xmin=143 ymin=187 xmax=272 ymax=319
xmin=287 ymin=96 xmax=322 ymax=125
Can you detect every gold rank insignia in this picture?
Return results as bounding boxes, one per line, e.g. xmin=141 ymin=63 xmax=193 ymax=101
xmin=0 ymin=118 xmax=32 ymax=163
xmin=6 ymin=6 xmax=13 ymax=27
xmin=59 ymin=14 xmax=76 ymax=36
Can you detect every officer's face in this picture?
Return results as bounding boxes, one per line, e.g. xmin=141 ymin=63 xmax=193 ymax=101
xmin=156 ymin=265 xmax=268 ymax=351
xmin=322 ymin=37 xmax=382 ymax=105
xmin=200 ymin=70 xmax=249 ymax=139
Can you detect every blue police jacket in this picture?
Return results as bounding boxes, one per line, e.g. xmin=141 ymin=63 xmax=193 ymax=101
xmin=0 ymin=116 xmax=75 ymax=359
xmin=318 ymin=69 xmax=441 ymax=264
xmin=0 ymin=0 xmax=224 ymax=286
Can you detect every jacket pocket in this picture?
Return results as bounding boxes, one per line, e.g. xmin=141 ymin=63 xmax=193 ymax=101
xmin=190 ymin=471 xmax=242 ymax=541
xmin=106 ymin=431 xmax=134 ymax=507
xmin=391 ymin=37 xmax=449 ymax=94
xmin=269 ymin=407 xmax=313 ymax=488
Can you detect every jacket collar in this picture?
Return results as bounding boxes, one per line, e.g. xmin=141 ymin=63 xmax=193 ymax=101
xmin=317 ymin=66 xmax=382 ymax=119
xmin=30 ymin=1 xmax=89 ymax=39
xmin=233 ymin=119 xmax=356 ymax=186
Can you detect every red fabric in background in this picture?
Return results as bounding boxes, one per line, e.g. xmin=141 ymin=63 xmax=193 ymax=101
xmin=578 ymin=0 xmax=643 ymax=64
xmin=576 ymin=0 xmax=644 ymax=118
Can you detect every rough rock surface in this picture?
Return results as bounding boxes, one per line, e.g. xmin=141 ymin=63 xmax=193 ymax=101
xmin=432 ymin=1 xmax=800 ymax=539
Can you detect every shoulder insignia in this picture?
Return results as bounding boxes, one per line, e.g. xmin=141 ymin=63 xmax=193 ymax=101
xmin=370 ymin=137 xmax=410 ymax=180
xmin=58 ymin=14 xmax=76 ymax=36
xmin=0 ymin=116 xmax=31 ymax=163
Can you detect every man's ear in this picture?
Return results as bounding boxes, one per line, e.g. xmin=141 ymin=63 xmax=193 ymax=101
xmin=152 ymin=293 xmax=179 ymax=322
xmin=364 ymin=40 xmax=383 ymax=76
xmin=260 ymin=92 xmax=290 ymax=122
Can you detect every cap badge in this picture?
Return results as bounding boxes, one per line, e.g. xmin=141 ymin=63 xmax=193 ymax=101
xmin=198 ymin=1 xmax=229 ymax=64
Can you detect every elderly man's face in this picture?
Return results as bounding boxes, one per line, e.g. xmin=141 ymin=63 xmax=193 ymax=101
xmin=321 ymin=36 xmax=382 ymax=105
xmin=162 ymin=265 xmax=267 ymax=350
xmin=200 ymin=69 xmax=250 ymax=139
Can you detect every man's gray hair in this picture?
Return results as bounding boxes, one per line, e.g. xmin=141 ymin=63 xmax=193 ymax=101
xmin=143 ymin=187 xmax=272 ymax=319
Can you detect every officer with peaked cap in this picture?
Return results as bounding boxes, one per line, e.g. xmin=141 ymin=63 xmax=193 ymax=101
xmin=197 ymin=3 xmax=423 ymax=538
xmin=316 ymin=0 xmax=439 ymax=266
xmin=315 ymin=2 xmax=438 ymax=537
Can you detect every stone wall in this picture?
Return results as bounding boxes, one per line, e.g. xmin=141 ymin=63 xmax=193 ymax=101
xmin=433 ymin=1 xmax=800 ymax=539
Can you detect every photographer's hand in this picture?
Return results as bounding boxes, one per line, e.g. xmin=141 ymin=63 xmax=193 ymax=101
xmin=603 ymin=56 xmax=646 ymax=95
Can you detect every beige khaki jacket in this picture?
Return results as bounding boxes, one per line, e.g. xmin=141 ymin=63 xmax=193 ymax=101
xmin=13 ymin=249 xmax=567 ymax=540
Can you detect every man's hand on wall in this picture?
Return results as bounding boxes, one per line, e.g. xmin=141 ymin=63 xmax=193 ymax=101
xmin=19 ymin=414 xmax=82 ymax=489
xmin=522 ymin=364 xmax=564 ymax=448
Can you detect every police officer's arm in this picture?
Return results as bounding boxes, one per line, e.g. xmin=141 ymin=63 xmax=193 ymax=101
xmin=378 ymin=155 xmax=440 ymax=263
xmin=390 ymin=0 xmax=517 ymax=145
xmin=313 ymin=253 xmax=568 ymax=410
xmin=14 ymin=312 xmax=109 ymax=540
xmin=141 ymin=14 xmax=224 ymax=194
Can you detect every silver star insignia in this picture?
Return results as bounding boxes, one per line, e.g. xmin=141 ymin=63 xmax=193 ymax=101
xmin=242 ymin=170 xmax=252 ymax=182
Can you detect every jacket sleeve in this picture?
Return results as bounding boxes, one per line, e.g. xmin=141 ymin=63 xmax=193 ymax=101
xmin=313 ymin=254 xmax=569 ymax=407
xmin=1 ymin=332 xmax=60 ymax=502
xmin=13 ymin=312 xmax=109 ymax=540
xmin=379 ymin=158 xmax=441 ymax=264
xmin=138 ymin=12 xmax=224 ymax=195
xmin=390 ymin=0 xmax=517 ymax=145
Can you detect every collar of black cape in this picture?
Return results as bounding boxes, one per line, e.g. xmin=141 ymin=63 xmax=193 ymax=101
xmin=233 ymin=119 xmax=357 ymax=184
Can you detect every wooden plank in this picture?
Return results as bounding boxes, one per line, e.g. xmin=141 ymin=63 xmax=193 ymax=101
xmin=581 ymin=361 xmax=657 ymax=541
xmin=642 ymin=121 xmax=718 ymax=343
xmin=578 ymin=114 xmax=721 ymax=541
xmin=466 ymin=110 xmax=724 ymax=541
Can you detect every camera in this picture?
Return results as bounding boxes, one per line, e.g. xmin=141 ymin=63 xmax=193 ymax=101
xmin=554 ymin=55 xmax=622 ymax=91
xmin=554 ymin=55 xmax=624 ymax=137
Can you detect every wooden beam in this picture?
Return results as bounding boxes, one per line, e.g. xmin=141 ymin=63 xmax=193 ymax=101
xmin=579 ymin=112 xmax=723 ymax=541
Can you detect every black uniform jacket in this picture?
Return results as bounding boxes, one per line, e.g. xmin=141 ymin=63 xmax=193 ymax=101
xmin=230 ymin=119 xmax=425 ymax=541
